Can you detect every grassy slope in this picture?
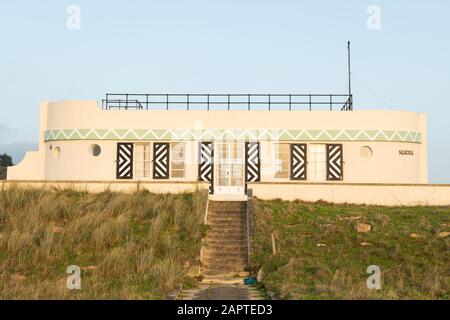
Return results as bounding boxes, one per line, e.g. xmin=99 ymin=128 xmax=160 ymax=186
xmin=251 ymin=199 xmax=450 ymax=299
xmin=0 ymin=188 xmax=207 ymax=299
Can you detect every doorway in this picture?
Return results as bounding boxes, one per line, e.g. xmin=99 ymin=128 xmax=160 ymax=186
xmin=214 ymin=142 xmax=245 ymax=194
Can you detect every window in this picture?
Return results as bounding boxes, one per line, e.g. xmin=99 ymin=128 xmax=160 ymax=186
xmin=170 ymin=142 xmax=185 ymax=178
xmin=360 ymin=146 xmax=373 ymax=159
xmin=133 ymin=143 xmax=150 ymax=179
xmin=273 ymin=143 xmax=290 ymax=179
xmin=308 ymin=144 xmax=326 ymax=181
xmin=90 ymin=144 xmax=101 ymax=157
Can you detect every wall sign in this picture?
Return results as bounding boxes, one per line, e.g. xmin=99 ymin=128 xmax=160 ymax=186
xmin=399 ymin=150 xmax=414 ymax=156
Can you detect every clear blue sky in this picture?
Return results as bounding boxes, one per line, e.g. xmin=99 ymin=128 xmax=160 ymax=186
xmin=0 ymin=1 xmax=449 ymax=182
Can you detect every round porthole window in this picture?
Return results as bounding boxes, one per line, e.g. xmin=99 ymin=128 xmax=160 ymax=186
xmin=53 ymin=146 xmax=61 ymax=159
xmin=90 ymin=144 xmax=101 ymax=157
xmin=360 ymin=146 xmax=373 ymax=159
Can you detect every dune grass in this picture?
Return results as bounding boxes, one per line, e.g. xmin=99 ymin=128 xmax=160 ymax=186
xmin=251 ymin=199 xmax=450 ymax=300
xmin=0 ymin=187 xmax=207 ymax=299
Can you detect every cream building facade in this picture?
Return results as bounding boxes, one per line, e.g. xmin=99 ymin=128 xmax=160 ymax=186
xmin=8 ymin=97 xmax=428 ymax=196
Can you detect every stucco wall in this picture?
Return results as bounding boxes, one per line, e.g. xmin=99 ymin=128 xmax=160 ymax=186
xmin=2 ymin=180 xmax=449 ymax=207
xmin=1 ymin=180 xmax=209 ymax=194
xmin=39 ymin=140 xmax=424 ymax=184
xmin=7 ymin=151 xmax=44 ymax=180
xmin=42 ymin=100 xmax=425 ymax=132
xmin=7 ymin=100 xmax=428 ymax=185
xmin=248 ymin=182 xmax=450 ymax=206
xmin=43 ymin=139 xmax=201 ymax=181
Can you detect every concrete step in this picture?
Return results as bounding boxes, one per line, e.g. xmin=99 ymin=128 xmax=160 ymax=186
xmin=205 ymin=239 xmax=248 ymax=247
xmin=206 ymin=229 xmax=247 ymax=236
xmin=208 ymin=211 xmax=245 ymax=217
xmin=202 ymin=252 xmax=247 ymax=260
xmin=208 ymin=220 xmax=247 ymax=227
xmin=207 ymin=213 xmax=247 ymax=219
xmin=204 ymin=236 xmax=247 ymax=247
xmin=208 ymin=211 xmax=246 ymax=214
xmin=208 ymin=205 xmax=247 ymax=212
xmin=209 ymin=207 xmax=247 ymax=212
xmin=202 ymin=251 xmax=247 ymax=260
xmin=208 ymin=224 xmax=247 ymax=232
xmin=202 ymin=264 xmax=247 ymax=273
xmin=206 ymin=229 xmax=247 ymax=240
xmin=204 ymin=243 xmax=248 ymax=252
xmin=208 ymin=207 xmax=247 ymax=212
xmin=206 ymin=216 xmax=247 ymax=225
xmin=205 ymin=231 xmax=247 ymax=240
xmin=209 ymin=201 xmax=247 ymax=208
xmin=201 ymin=275 xmax=248 ymax=284
xmin=203 ymin=256 xmax=248 ymax=265
xmin=207 ymin=222 xmax=247 ymax=230
xmin=202 ymin=260 xmax=247 ymax=273
xmin=207 ymin=215 xmax=246 ymax=222
xmin=203 ymin=246 xmax=247 ymax=254
xmin=207 ymin=216 xmax=246 ymax=223
xmin=202 ymin=270 xmax=247 ymax=277
xmin=203 ymin=243 xmax=248 ymax=251
xmin=208 ymin=207 xmax=246 ymax=213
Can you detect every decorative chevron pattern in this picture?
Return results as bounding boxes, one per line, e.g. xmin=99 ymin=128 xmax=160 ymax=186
xmin=326 ymin=144 xmax=343 ymax=181
xmin=245 ymin=142 xmax=260 ymax=183
xmin=153 ymin=143 xmax=169 ymax=179
xmin=44 ymin=128 xmax=422 ymax=143
xmin=116 ymin=143 xmax=133 ymax=179
xmin=199 ymin=142 xmax=214 ymax=194
xmin=290 ymin=144 xmax=307 ymax=180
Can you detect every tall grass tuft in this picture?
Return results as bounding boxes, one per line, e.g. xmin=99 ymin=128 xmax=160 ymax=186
xmin=0 ymin=187 xmax=207 ymax=299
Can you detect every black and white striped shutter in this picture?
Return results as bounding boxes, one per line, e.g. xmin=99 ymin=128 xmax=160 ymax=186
xmin=199 ymin=142 xmax=214 ymax=194
xmin=245 ymin=142 xmax=260 ymax=190
xmin=290 ymin=144 xmax=307 ymax=180
xmin=153 ymin=143 xmax=170 ymax=179
xmin=116 ymin=143 xmax=133 ymax=179
xmin=326 ymin=144 xmax=344 ymax=181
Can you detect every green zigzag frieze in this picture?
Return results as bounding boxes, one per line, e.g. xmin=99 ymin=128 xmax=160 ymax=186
xmin=44 ymin=128 xmax=422 ymax=143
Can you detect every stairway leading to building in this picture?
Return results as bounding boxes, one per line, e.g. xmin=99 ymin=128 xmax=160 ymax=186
xmin=201 ymin=200 xmax=249 ymax=276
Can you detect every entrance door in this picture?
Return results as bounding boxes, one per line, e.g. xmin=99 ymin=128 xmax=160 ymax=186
xmin=215 ymin=142 xmax=245 ymax=194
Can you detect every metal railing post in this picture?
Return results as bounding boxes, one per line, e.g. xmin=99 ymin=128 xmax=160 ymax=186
xmin=330 ymin=94 xmax=332 ymax=111
xmin=187 ymin=94 xmax=190 ymax=110
xmin=268 ymin=94 xmax=271 ymax=111
xmin=227 ymin=94 xmax=230 ymax=110
xmin=248 ymin=94 xmax=250 ymax=111
xmin=309 ymin=94 xmax=312 ymax=111
xmin=166 ymin=94 xmax=169 ymax=110
xmin=207 ymin=94 xmax=210 ymax=110
xmin=289 ymin=94 xmax=292 ymax=111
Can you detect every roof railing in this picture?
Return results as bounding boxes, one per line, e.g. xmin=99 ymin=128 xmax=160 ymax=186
xmin=101 ymin=93 xmax=353 ymax=111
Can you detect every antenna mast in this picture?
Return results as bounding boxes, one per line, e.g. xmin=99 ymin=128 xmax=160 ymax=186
xmin=347 ymin=41 xmax=353 ymax=110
